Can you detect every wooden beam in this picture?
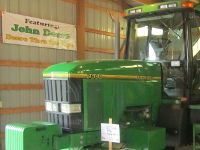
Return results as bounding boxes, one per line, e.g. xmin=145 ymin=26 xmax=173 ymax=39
xmin=0 ymin=84 xmax=43 ymax=90
xmin=0 ymin=132 xmax=4 ymax=139
xmin=0 ymin=105 xmax=45 ymax=115
xmin=85 ymin=28 xmax=115 ymax=37
xmin=77 ymin=0 xmax=85 ymax=60
xmin=1 ymin=12 xmax=3 ymax=44
xmin=0 ymin=60 xmax=52 ymax=68
xmin=85 ymin=28 xmax=126 ymax=39
xmin=96 ymin=0 xmax=117 ymax=5
xmin=85 ymin=47 xmax=114 ymax=54
xmin=60 ymin=0 xmax=123 ymax=16
xmin=128 ymin=0 xmax=157 ymax=4
xmin=99 ymin=0 xmax=129 ymax=9
xmin=85 ymin=2 xmax=122 ymax=16
xmin=120 ymin=0 xmax=131 ymax=9
xmin=61 ymin=0 xmax=77 ymax=4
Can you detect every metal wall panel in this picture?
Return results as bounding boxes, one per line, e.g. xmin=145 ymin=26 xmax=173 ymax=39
xmin=0 ymin=112 xmax=46 ymax=131
xmin=0 ymin=89 xmax=44 ymax=108
xmin=85 ymin=0 xmax=126 ymax=59
xmin=0 ymin=45 xmax=77 ymax=63
xmin=0 ymin=0 xmax=76 ymax=149
xmin=86 ymin=8 xmax=94 ymax=29
xmin=0 ymin=139 xmax=5 ymax=150
xmin=85 ymin=32 xmax=115 ymax=50
xmin=85 ymin=3 xmax=124 ymax=33
xmin=85 ymin=51 xmax=114 ymax=60
xmin=0 ymin=67 xmax=43 ymax=84
xmin=0 ymin=0 xmax=77 ymax=63
xmin=86 ymin=0 xmax=122 ymax=12
xmin=0 ymin=0 xmax=126 ymax=149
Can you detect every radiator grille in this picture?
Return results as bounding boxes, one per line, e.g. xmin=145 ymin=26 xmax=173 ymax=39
xmin=43 ymin=78 xmax=83 ymax=131
xmin=44 ymin=79 xmax=82 ymax=103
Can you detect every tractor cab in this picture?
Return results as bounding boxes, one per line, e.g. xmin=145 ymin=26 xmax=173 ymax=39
xmin=124 ymin=1 xmax=200 ymax=103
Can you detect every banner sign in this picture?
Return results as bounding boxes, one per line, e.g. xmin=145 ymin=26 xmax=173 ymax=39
xmin=2 ymin=12 xmax=77 ymax=50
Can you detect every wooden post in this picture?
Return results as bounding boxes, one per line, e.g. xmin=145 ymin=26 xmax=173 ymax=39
xmin=76 ymin=0 xmax=85 ymax=60
xmin=109 ymin=118 xmax=112 ymax=150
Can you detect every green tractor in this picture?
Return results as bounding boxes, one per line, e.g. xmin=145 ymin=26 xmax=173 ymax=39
xmin=5 ymin=0 xmax=200 ymax=150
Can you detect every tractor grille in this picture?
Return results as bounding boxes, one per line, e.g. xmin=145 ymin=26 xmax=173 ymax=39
xmin=44 ymin=79 xmax=82 ymax=103
xmin=43 ymin=78 xmax=83 ymax=132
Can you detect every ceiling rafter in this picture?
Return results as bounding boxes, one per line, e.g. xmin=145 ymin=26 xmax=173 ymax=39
xmin=127 ymin=0 xmax=158 ymax=5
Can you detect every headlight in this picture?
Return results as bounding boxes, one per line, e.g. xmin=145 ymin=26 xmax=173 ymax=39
xmin=129 ymin=9 xmax=136 ymax=14
xmin=168 ymin=3 xmax=177 ymax=8
xmin=61 ymin=104 xmax=81 ymax=114
xmin=136 ymin=9 xmax=142 ymax=13
xmin=52 ymin=103 xmax=59 ymax=112
xmin=159 ymin=4 xmax=168 ymax=9
xmin=129 ymin=8 xmax=142 ymax=14
xmin=45 ymin=102 xmax=52 ymax=111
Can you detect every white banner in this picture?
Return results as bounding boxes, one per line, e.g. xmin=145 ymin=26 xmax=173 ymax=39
xmin=2 ymin=12 xmax=77 ymax=50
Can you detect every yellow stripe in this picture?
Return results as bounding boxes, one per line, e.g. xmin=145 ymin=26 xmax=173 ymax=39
xmin=43 ymin=73 xmax=88 ymax=78
xmin=43 ymin=73 xmax=161 ymax=80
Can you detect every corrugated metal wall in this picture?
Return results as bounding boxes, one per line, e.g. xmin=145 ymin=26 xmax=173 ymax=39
xmin=85 ymin=0 xmax=126 ymax=59
xmin=0 ymin=0 xmax=126 ymax=149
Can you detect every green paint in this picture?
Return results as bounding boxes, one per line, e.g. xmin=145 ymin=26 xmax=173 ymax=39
xmin=6 ymin=121 xmax=165 ymax=150
xmin=125 ymin=0 xmax=200 ymax=17
xmin=125 ymin=1 xmax=181 ymax=15
xmin=193 ymin=124 xmax=200 ymax=150
xmin=5 ymin=122 xmax=62 ymax=150
xmin=43 ymin=29 xmax=70 ymax=39
xmin=6 ymin=0 xmax=200 ymax=149
xmin=10 ymin=24 xmax=70 ymax=39
xmin=6 ymin=60 xmax=166 ymax=150
xmin=11 ymin=24 xmax=40 ymax=35
xmin=123 ymin=126 xmax=165 ymax=150
xmin=190 ymin=105 xmax=200 ymax=109
xmin=83 ymin=78 xmax=162 ymax=131
xmin=43 ymin=60 xmax=161 ymax=77
xmin=6 ymin=121 xmax=100 ymax=150
xmin=42 ymin=60 xmax=164 ymax=149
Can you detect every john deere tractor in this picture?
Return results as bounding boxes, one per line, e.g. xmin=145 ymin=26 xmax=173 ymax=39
xmin=5 ymin=0 xmax=200 ymax=150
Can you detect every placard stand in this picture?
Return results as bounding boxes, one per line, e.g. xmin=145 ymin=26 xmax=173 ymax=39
xmin=109 ymin=118 xmax=112 ymax=150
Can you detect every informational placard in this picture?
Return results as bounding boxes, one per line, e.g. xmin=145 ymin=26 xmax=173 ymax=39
xmin=101 ymin=123 xmax=120 ymax=143
xmin=2 ymin=11 xmax=77 ymax=50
